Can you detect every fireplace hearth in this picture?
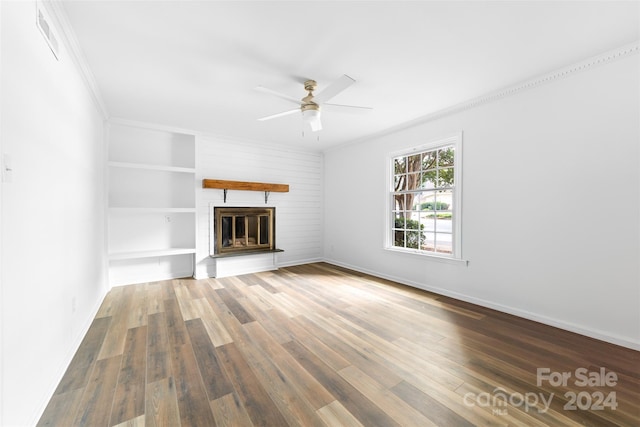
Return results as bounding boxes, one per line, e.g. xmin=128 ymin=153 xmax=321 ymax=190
xmin=212 ymin=207 xmax=278 ymax=256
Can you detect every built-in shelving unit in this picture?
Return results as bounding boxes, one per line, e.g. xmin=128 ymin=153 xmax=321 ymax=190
xmin=107 ymin=122 xmax=196 ymax=286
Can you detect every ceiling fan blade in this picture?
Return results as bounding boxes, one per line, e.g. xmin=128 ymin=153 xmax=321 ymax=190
xmin=257 ymin=108 xmax=300 ymax=121
xmin=314 ymin=74 xmax=356 ymax=104
xmin=323 ymin=103 xmax=373 ymax=114
xmin=255 ymin=86 xmax=302 ymax=106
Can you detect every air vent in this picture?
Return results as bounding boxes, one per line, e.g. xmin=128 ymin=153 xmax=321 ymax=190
xmin=36 ymin=5 xmax=59 ymax=60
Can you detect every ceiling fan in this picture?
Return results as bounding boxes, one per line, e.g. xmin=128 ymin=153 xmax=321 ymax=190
xmin=256 ymin=74 xmax=372 ymax=132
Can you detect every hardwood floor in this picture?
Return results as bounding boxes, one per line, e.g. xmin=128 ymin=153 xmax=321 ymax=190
xmin=38 ymin=263 xmax=639 ymax=426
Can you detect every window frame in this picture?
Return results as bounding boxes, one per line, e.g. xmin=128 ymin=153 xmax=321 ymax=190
xmin=385 ymin=132 xmax=464 ymax=263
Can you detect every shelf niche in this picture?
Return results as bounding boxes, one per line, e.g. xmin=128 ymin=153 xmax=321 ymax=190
xmin=108 ymin=122 xmax=197 ymax=286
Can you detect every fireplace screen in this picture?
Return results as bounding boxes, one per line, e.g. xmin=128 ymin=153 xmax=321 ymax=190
xmin=214 ymin=207 xmax=275 ymax=255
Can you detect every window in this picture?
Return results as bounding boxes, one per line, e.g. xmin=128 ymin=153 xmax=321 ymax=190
xmin=387 ymin=133 xmax=462 ymax=259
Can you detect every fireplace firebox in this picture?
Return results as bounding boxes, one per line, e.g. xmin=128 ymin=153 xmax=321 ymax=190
xmin=213 ymin=207 xmax=276 ymax=256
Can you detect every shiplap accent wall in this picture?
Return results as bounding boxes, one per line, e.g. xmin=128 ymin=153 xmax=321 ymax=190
xmin=195 ymin=135 xmax=323 ymax=278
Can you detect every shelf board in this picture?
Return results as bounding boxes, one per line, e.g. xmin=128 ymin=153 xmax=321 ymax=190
xmin=109 ymin=248 xmax=196 ymax=260
xmin=109 ymin=161 xmax=195 ymax=174
xmin=109 ymin=207 xmax=196 ymax=214
xmin=202 ymin=179 xmax=289 ymax=192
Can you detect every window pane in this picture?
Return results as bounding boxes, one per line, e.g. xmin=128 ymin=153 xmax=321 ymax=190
xmin=394 ymin=230 xmax=405 ymax=247
xmin=421 ymin=151 xmax=437 ymax=171
xmin=406 ymin=193 xmax=419 ymax=211
xmin=420 ymin=212 xmax=435 ymax=234
xmin=406 ymin=172 xmax=421 ymax=191
xmin=436 ymin=190 xmax=453 ymax=211
xmin=406 ymin=212 xmax=420 ymax=230
xmin=435 ymin=217 xmax=452 ymax=233
xmin=413 ymin=192 xmax=429 ymax=211
xmin=438 ymin=167 xmax=454 ymax=187
xmin=419 ymin=192 xmax=436 ymax=210
xmin=394 ymin=156 xmax=406 ymax=174
xmin=438 ymin=147 xmax=454 ymax=167
xmin=393 ymin=194 xmax=405 ymax=211
xmin=235 ymin=216 xmax=246 ymax=243
xmin=406 ymin=231 xmax=420 ymax=249
xmin=435 ymin=234 xmax=452 ymax=254
xmin=221 ymin=216 xmax=232 ymax=247
xmin=247 ymin=216 xmax=258 ymax=246
xmin=259 ymin=215 xmax=269 ymax=245
xmin=394 ymin=174 xmax=406 ymax=191
xmin=421 ymin=170 xmax=437 ymax=189
xmin=394 ymin=213 xmax=405 ymax=229
xmin=423 ymin=232 xmax=435 ymax=252
xmin=408 ymin=154 xmax=421 ymax=173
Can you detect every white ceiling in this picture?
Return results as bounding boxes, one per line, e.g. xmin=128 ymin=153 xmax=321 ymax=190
xmin=61 ymin=1 xmax=639 ymax=150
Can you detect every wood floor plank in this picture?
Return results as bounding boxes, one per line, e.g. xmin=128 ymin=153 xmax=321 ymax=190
xmin=216 ymin=287 xmax=255 ymax=324
xmin=126 ymin=283 xmax=149 ymax=328
xmin=173 ymin=283 xmax=200 ymax=321
xmin=110 ymin=325 xmax=148 ymax=426
xmin=192 ymin=297 xmax=234 ymax=347
xmin=185 ymin=318 xmax=235 ymax=400
xmin=98 ymin=285 xmax=136 ymax=360
xmin=296 ymin=312 xmax=404 ymax=390
xmin=112 ymin=414 xmax=145 ymax=427
xmin=38 ymin=263 xmax=640 ymax=427
xmin=339 ymin=365 xmax=440 ymax=427
xmin=52 ymin=316 xmax=111 ymax=394
xmin=236 ymin=325 xmax=326 ymax=427
xmin=391 ymin=379 xmax=478 ymax=427
xmin=285 ymin=316 xmax=351 ymax=372
xmin=282 ymin=339 xmax=402 ymax=427
xmin=241 ymin=298 xmax=297 ymax=344
xmin=72 ymin=355 xmax=122 ymax=427
xmin=145 ymin=377 xmax=181 ymax=427
xmin=146 ymin=282 xmax=164 ymax=315
xmin=328 ymin=312 xmax=466 ymax=391
xmin=95 ymin=285 xmax=124 ymax=319
xmin=210 ymin=392 xmax=255 ymax=427
xmin=146 ymin=312 xmax=170 ymax=383
xmin=36 ymin=388 xmax=84 ymax=427
xmin=316 ymin=400 xmax=364 ymax=427
xmin=243 ymin=320 xmax=335 ymax=410
xmin=164 ymin=297 xmax=216 ymax=427
xmin=216 ymin=342 xmax=290 ymax=427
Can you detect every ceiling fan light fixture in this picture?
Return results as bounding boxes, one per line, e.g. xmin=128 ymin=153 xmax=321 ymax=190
xmin=302 ymin=104 xmax=322 ymax=132
xmin=257 ymin=74 xmax=369 ymax=134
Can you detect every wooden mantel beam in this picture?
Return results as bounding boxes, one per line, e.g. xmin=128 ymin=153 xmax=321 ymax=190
xmin=202 ymin=179 xmax=289 ymax=193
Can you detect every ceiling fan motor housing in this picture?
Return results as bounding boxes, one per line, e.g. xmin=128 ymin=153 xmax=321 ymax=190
xmin=302 ymin=79 xmax=320 ymax=111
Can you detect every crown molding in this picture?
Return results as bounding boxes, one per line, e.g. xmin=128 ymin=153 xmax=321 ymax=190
xmin=333 ymin=40 xmax=640 ymax=152
xmin=108 ymin=117 xmax=201 ymax=136
xmin=45 ymin=0 xmax=109 ymax=120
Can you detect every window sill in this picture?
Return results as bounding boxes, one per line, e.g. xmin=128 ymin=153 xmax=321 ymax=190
xmin=384 ymin=246 xmax=468 ymax=266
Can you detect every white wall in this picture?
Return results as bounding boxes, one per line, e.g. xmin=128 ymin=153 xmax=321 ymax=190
xmin=0 ymin=2 xmax=107 ymax=425
xmin=324 ymin=52 xmax=640 ymax=349
xmin=196 ymin=136 xmax=323 ymax=278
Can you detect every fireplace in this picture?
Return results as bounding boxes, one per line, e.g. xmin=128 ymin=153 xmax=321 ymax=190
xmin=212 ymin=207 xmax=276 ymax=256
